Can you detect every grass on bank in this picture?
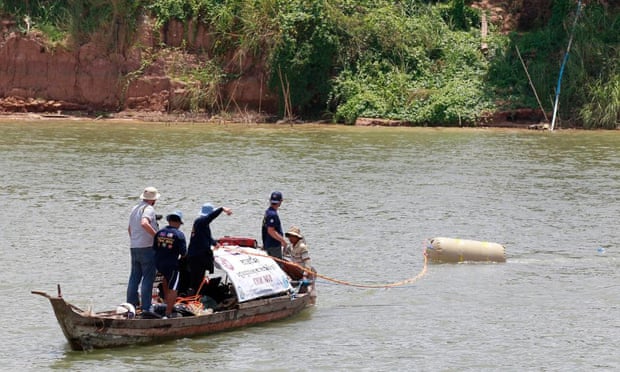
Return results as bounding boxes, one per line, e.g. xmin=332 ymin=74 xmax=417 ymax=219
xmin=0 ymin=0 xmax=618 ymax=128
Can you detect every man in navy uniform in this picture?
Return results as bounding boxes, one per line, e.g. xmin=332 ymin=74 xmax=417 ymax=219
xmin=261 ymin=191 xmax=287 ymax=259
xmin=153 ymin=211 xmax=187 ymax=318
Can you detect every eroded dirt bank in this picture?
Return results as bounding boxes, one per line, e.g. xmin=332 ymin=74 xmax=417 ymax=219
xmin=0 ymin=2 xmax=558 ymax=126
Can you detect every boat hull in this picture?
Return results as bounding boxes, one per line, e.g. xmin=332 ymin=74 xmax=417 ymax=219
xmin=34 ymin=290 xmax=314 ymax=350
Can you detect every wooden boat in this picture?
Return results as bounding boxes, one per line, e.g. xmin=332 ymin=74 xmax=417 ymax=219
xmin=33 ymin=246 xmax=315 ymax=351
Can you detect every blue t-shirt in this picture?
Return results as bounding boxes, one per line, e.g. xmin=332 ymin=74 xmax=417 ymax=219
xmin=188 ymin=207 xmax=224 ymax=257
xmin=153 ymin=226 xmax=187 ymax=271
xmin=261 ymin=206 xmax=282 ymax=248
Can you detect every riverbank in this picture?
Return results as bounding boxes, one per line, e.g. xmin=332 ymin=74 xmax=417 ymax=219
xmin=0 ymin=110 xmax=271 ymax=124
xmin=0 ymin=110 xmax=557 ymax=129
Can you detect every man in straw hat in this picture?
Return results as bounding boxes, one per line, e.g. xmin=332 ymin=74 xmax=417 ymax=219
xmin=284 ymin=226 xmax=313 ymax=272
xmin=127 ymin=186 xmax=160 ymax=312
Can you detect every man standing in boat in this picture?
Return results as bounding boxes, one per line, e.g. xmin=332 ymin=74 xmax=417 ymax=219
xmin=187 ymin=202 xmax=233 ymax=295
xmin=262 ymin=191 xmax=287 ymax=259
xmin=153 ymin=211 xmax=187 ymax=318
xmin=127 ymin=186 xmax=160 ymax=313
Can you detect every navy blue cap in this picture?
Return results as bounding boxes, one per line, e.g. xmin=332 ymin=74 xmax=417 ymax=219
xmin=270 ymin=191 xmax=283 ymax=204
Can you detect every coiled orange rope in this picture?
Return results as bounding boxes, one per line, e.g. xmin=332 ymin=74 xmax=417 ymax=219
xmin=174 ymin=278 xmax=211 ymax=314
xmin=175 ymin=278 xmax=207 ymax=304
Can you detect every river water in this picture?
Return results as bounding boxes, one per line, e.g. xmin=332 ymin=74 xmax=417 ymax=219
xmin=0 ymin=121 xmax=618 ymax=371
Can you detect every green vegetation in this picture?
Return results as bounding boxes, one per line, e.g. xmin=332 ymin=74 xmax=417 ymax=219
xmin=0 ymin=0 xmax=618 ymax=128
xmin=488 ymin=0 xmax=620 ymax=129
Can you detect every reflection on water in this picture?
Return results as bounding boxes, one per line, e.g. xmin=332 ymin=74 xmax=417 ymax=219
xmin=0 ymin=121 xmax=618 ymax=370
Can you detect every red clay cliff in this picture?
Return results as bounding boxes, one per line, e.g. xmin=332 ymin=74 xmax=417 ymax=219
xmin=0 ymin=2 xmax=555 ymax=125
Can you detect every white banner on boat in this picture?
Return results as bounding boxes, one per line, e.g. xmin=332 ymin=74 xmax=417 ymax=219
xmin=214 ymin=247 xmax=292 ymax=303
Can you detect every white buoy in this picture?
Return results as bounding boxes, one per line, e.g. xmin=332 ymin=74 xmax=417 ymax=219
xmin=426 ymin=237 xmax=506 ymax=263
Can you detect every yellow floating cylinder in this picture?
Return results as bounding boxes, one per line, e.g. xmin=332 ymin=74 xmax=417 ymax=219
xmin=426 ymin=237 xmax=506 ymax=263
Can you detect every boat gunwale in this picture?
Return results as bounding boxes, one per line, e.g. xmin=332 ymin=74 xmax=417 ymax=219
xmin=32 ymin=286 xmax=314 ymax=350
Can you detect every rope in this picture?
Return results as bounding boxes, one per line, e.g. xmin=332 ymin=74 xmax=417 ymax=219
xmin=175 ymin=277 xmax=209 ymax=313
xmin=221 ymin=245 xmax=429 ymax=289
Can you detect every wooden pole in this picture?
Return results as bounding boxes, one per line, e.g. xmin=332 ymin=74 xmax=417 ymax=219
xmin=515 ymin=46 xmax=548 ymax=122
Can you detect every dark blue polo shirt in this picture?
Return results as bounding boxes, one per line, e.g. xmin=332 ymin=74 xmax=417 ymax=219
xmin=261 ymin=206 xmax=282 ymax=248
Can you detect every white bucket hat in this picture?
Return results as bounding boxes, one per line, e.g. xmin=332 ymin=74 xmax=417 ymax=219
xmin=140 ymin=186 xmax=160 ymax=201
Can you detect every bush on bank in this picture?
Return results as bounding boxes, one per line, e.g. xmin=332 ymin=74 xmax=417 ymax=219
xmin=0 ymin=0 xmax=618 ymax=128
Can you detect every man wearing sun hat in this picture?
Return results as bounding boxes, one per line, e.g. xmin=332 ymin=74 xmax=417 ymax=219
xmin=127 ymin=186 xmax=160 ymax=312
xmin=284 ymin=225 xmax=315 ymax=293
xmin=284 ymin=226 xmax=313 ymax=271
xmin=261 ymin=191 xmax=287 ymax=259
xmin=186 ymin=202 xmax=233 ymax=295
